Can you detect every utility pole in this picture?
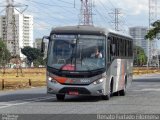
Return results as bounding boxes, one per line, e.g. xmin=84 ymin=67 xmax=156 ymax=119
xmin=0 ymin=0 xmax=28 ymax=57
xmin=79 ymin=0 xmax=93 ymax=25
xmin=148 ymin=0 xmax=159 ymax=68
xmin=0 ymin=0 xmax=27 ymax=76
xmin=4 ymin=0 xmax=17 ymax=57
xmin=109 ymin=8 xmax=122 ymax=31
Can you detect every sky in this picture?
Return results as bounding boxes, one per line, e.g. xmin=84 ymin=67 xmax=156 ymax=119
xmin=0 ymin=0 xmax=159 ymax=41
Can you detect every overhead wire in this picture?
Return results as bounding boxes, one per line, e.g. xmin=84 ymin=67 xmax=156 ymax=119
xmin=55 ymin=0 xmax=74 ymax=5
xmin=0 ymin=0 xmax=5 ymax=4
xmin=25 ymin=0 xmax=79 ymax=16
xmin=23 ymin=0 xmax=79 ymax=32
xmin=0 ymin=8 xmax=5 ymax=14
xmin=93 ymin=7 xmax=109 ymax=26
xmin=20 ymin=0 xmax=130 ymax=33
xmin=98 ymin=0 xmax=130 ymax=32
xmin=25 ymin=0 xmax=75 ymax=9
xmin=98 ymin=0 xmax=115 ymax=28
xmin=24 ymin=0 xmax=77 ymax=23
xmin=28 ymin=0 xmax=79 ymax=23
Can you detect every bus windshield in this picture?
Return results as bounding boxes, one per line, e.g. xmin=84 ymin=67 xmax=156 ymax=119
xmin=47 ymin=35 xmax=105 ymax=72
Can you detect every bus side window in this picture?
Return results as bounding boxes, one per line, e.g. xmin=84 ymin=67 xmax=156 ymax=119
xmin=111 ymin=44 xmax=115 ymax=56
xmin=107 ymin=37 xmax=111 ymax=62
xmin=110 ymin=37 xmax=116 ymax=57
xmin=108 ymin=36 xmax=116 ymax=61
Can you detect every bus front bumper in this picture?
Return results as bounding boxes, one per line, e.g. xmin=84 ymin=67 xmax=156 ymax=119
xmin=47 ymin=81 xmax=106 ymax=96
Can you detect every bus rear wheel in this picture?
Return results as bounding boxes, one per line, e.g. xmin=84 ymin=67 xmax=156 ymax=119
xmin=56 ymin=94 xmax=65 ymax=101
xmin=119 ymin=87 xmax=126 ymax=96
xmin=119 ymin=78 xmax=127 ymax=96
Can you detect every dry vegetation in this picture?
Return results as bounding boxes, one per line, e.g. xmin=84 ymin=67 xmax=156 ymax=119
xmin=0 ymin=67 xmax=159 ymax=90
xmin=133 ymin=67 xmax=160 ymax=75
xmin=0 ymin=68 xmax=46 ymax=90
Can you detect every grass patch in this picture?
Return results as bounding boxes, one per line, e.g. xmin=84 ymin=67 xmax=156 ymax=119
xmin=0 ymin=68 xmax=46 ymax=90
xmin=0 ymin=67 xmax=159 ymax=90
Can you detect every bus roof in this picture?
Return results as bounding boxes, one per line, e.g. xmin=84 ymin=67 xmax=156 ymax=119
xmin=51 ymin=25 xmax=132 ymax=39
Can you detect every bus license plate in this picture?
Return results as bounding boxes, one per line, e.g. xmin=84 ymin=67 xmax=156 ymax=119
xmin=68 ymin=91 xmax=79 ymax=95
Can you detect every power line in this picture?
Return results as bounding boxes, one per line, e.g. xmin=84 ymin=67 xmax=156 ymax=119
xmin=107 ymin=0 xmax=115 ymax=8
xmin=0 ymin=8 xmax=6 ymax=14
xmin=23 ymin=2 xmax=78 ymax=31
xmin=93 ymin=7 xmax=109 ymax=25
xmin=25 ymin=2 xmax=77 ymax=24
xmin=109 ymin=8 xmax=122 ymax=31
xmin=25 ymin=0 xmax=78 ymax=14
xmin=0 ymin=0 xmax=6 ymax=5
xmin=55 ymin=0 xmax=74 ymax=5
xmin=98 ymin=0 xmax=114 ymax=26
xmin=25 ymin=0 xmax=75 ymax=8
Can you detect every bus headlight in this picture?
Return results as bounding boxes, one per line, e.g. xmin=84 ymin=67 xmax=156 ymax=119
xmin=93 ymin=78 xmax=104 ymax=85
xmin=48 ymin=77 xmax=58 ymax=84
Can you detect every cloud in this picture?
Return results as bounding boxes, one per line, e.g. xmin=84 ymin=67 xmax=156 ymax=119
xmin=94 ymin=0 xmax=148 ymax=15
xmin=112 ymin=0 xmax=148 ymax=15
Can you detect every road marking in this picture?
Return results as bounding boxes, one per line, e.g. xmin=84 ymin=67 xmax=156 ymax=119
xmin=141 ymin=88 xmax=160 ymax=91
xmin=0 ymin=96 xmax=56 ymax=109
xmin=131 ymin=88 xmax=160 ymax=92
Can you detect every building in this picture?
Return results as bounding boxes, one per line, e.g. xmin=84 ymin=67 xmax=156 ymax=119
xmin=0 ymin=9 xmax=33 ymax=59
xmin=34 ymin=38 xmax=48 ymax=58
xmin=129 ymin=26 xmax=149 ymax=57
xmin=34 ymin=38 xmax=41 ymax=49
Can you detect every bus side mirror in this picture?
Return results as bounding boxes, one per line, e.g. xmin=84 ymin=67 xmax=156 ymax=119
xmin=41 ymin=36 xmax=49 ymax=53
xmin=41 ymin=42 xmax=45 ymax=53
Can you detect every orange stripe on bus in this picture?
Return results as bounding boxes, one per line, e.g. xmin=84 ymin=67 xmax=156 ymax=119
xmin=121 ymin=63 xmax=125 ymax=89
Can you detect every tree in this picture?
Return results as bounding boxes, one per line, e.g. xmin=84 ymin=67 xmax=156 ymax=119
xmin=0 ymin=39 xmax=11 ymax=66
xmin=133 ymin=46 xmax=147 ymax=66
xmin=21 ymin=46 xmax=44 ymax=67
xmin=33 ymin=57 xmax=46 ymax=67
xmin=145 ymin=20 xmax=160 ymax=40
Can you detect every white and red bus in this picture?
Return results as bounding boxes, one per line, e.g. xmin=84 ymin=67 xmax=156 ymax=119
xmin=42 ymin=25 xmax=133 ymax=100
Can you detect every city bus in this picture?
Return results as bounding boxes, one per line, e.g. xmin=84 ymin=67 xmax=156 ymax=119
xmin=41 ymin=25 xmax=133 ymax=101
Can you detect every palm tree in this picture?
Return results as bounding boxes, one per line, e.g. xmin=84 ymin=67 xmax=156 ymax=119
xmin=145 ymin=20 xmax=160 ymax=40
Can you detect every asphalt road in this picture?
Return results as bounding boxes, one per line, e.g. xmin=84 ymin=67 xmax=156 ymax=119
xmin=0 ymin=74 xmax=160 ymax=119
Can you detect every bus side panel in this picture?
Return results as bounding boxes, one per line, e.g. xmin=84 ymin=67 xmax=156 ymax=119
xmin=126 ymin=59 xmax=133 ymax=89
xmin=117 ymin=59 xmax=133 ymax=91
xmin=105 ymin=58 xmax=133 ymax=94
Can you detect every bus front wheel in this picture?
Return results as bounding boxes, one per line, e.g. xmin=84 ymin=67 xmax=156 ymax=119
xmin=102 ymin=79 xmax=113 ymax=100
xmin=101 ymin=94 xmax=110 ymax=100
xmin=56 ymin=94 xmax=65 ymax=101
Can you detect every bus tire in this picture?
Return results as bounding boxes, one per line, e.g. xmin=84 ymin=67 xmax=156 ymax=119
xmin=119 ymin=87 xmax=126 ymax=96
xmin=102 ymin=79 xmax=113 ymax=100
xmin=101 ymin=94 xmax=110 ymax=100
xmin=56 ymin=94 xmax=65 ymax=101
xmin=119 ymin=77 xmax=127 ymax=96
